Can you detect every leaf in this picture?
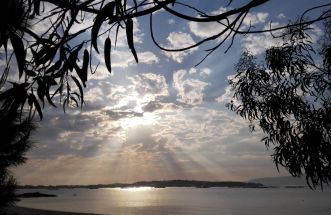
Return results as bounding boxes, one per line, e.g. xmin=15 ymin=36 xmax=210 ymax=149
xmin=45 ymin=60 xmax=62 ymax=75
xmin=71 ymin=75 xmax=84 ymax=107
xmin=115 ymin=0 xmax=124 ymax=16
xmin=28 ymin=94 xmax=43 ymax=120
xmin=79 ymin=49 xmax=89 ymax=87
xmin=126 ymin=18 xmax=138 ymax=63
xmin=67 ymin=44 xmax=84 ymax=72
xmin=38 ymin=47 xmax=57 ymax=65
xmin=10 ymin=34 xmax=26 ymax=79
xmin=59 ymin=44 xmax=83 ymax=78
xmin=91 ymin=2 xmax=115 ymax=53
xmin=37 ymin=78 xmax=45 ymax=107
xmin=114 ymin=24 xmax=121 ymax=47
xmin=227 ymin=0 xmax=233 ymax=7
xmin=132 ymin=0 xmax=138 ymax=11
xmin=91 ymin=19 xmax=103 ymax=53
xmin=63 ymin=98 xmax=67 ymax=113
xmin=82 ymin=49 xmax=89 ymax=80
xmin=70 ymin=96 xmax=79 ymax=108
xmin=25 ymin=70 xmax=37 ymax=77
xmin=0 ymin=34 xmax=8 ymax=50
xmin=104 ymin=37 xmax=112 ymax=74
xmin=34 ymin=0 xmax=40 ymax=16
xmin=46 ymin=85 xmax=57 ymax=107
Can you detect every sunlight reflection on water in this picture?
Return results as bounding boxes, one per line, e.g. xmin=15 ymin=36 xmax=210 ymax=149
xmin=17 ymin=187 xmax=331 ymax=215
xmin=116 ymin=186 xmax=153 ymax=192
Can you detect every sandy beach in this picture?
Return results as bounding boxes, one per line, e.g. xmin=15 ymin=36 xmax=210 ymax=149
xmin=6 ymin=207 xmax=104 ymax=215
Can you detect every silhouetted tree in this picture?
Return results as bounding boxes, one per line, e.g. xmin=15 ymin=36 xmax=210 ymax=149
xmin=0 ymin=170 xmax=17 ymax=211
xmin=227 ymin=18 xmax=331 ymax=188
xmin=0 ymin=107 xmax=35 ymax=212
xmin=0 ymin=0 xmax=36 ymax=211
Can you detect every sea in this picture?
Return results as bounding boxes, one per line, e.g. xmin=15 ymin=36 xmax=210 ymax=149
xmin=17 ymin=187 xmax=331 ymax=215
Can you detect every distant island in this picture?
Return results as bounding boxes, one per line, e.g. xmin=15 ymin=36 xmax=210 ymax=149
xmin=16 ymin=192 xmax=57 ymax=198
xmin=249 ymin=176 xmax=308 ymax=187
xmin=18 ymin=180 xmax=265 ymax=189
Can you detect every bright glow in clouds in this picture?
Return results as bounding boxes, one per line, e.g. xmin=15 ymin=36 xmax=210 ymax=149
xmin=119 ymin=112 xmax=157 ymax=129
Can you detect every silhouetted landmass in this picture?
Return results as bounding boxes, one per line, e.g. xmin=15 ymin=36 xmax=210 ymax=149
xmin=18 ymin=180 xmax=264 ymax=189
xmin=16 ymin=192 xmax=57 ymax=198
xmin=284 ymin=186 xmax=305 ymax=189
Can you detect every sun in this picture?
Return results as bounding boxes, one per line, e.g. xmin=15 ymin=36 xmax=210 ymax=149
xmin=120 ymin=112 xmax=157 ymax=129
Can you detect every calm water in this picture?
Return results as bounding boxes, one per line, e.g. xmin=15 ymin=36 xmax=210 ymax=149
xmin=17 ymin=187 xmax=331 ymax=215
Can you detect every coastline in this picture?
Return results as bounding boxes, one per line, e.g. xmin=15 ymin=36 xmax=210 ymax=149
xmin=7 ymin=207 xmax=104 ymax=215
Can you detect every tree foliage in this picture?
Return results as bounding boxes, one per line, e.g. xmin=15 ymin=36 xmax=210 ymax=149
xmin=227 ymin=19 xmax=331 ymax=188
xmin=0 ymin=108 xmax=35 ymax=211
xmin=0 ymin=171 xmax=17 ymax=211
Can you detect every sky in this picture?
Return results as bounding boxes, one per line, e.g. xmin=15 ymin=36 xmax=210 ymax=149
xmin=11 ymin=0 xmax=329 ymax=185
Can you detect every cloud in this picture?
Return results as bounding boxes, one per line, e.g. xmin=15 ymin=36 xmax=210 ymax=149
xmin=277 ymin=13 xmax=286 ymax=19
xmin=99 ymin=18 xmax=144 ymax=49
xmin=188 ymin=7 xmax=229 ymax=39
xmin=168 ymin=19 xmax=175 ymax=25
xmin=16 ymin=96 xmax=279 ymax=185
xmin=214 ymin=74 xmax=234 ymax=104
xmin=141 ymin=101 xmax=164 ymax=112
xmin=104 ymin=110 xmax=143 ymax=120
xmin=241 ymin=22 xmax=322 ymax=55
xmin=241 ymin=34 xmax=280 ymax=55
xmin=124 ymin=126 xmax=167 ymax=152
xmin=26 ymin=109 xmax=123 ymax=160
xmin=83 ymin=81 xmax=125 ymax=108
xmin=199 ymin=68 xmax=212 ymax=78
xmin=84 ymin=87 xmax=105 ymax=103
xmin=163 ymin=32 xmax=198 ymax=63
xmin=128 ymin=73 xmax=169 ymax=100
xmin=85 ymin=72 xmax=170 ymax=115
xmin=189 ymin=7 xmax=268 ymax=39
xmin=96 ymin=50 xmax=159 ymax=69
xmin=144 ymin=102 xmax=181 ymax=113
xmin=241 ymin=22 xmax=282 ymax=55
xmin=173 ymin=69 xmax=210 ymax=105
xmin=308 ymin=24 xmax=323 ymax=43
xmin=242 ymin=12 xmax=269 ymax=26
xmin=215 ymin=85 xmax=233 ymax=104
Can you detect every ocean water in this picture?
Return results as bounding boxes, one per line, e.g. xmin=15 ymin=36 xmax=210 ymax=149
xmin=17 ymin=187 xmax=331 ymax=215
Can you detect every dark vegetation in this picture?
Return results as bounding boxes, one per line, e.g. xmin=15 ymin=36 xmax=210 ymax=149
xmin=228 ymin=18 xmax=331 ymax=188
xmin=0 ymin=0 xmax=330 ymax=211
xmin=0 ymin=109 xmax=35 ymax=208
xmin=16 ymin=192 xmax=57 ymax=198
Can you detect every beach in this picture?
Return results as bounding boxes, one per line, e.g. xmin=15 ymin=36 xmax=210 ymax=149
xmin=7 ymin=207 xmax=103 ymax=215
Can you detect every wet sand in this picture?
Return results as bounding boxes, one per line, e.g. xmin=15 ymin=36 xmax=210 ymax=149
xmin=6 ymin=207 xmax=104 ymax=215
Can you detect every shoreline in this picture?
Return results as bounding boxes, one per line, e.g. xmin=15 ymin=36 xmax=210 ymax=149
xmin=7 ymin=207 xmax=104 ymax=215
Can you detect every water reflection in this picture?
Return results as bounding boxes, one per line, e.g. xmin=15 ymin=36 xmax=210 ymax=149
xmin=117 ymin=186 xmax=153 ymax=192
xmin=17 ymin=188 xmax=331 ymax=215
xmin=111 ymin=186 xmax=156 ymax=208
